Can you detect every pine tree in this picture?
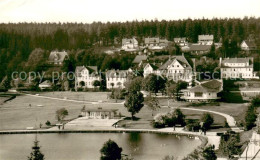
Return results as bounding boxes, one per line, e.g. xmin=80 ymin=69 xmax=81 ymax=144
xmin=28 ymin=135 xmax=44 ymax=160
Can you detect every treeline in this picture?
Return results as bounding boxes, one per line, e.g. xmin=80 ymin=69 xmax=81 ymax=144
xmin=0 ymin=17 xmax=260 ymax=81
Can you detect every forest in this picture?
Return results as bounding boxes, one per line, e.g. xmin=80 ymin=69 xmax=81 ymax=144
xmin=0 ymin=17 xmax=260 ymax=82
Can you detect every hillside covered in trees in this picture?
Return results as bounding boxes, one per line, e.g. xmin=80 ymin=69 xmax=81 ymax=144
xmin=0 ymin=17 xmax=260 ymax=82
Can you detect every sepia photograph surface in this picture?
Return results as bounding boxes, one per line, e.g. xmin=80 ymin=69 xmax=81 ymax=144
xmin=0 ymin=0 xmax=260 ymax=160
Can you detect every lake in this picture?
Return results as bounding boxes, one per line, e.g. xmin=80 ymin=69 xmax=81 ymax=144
xmin=0 ymin=132 xmax=201 ymax=160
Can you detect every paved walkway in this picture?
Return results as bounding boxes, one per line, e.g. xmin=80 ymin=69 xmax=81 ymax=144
xmin=168 ymin=106 xmax=243 ymax=133
xmin=22 ymin=93 xmax=124 ymax=105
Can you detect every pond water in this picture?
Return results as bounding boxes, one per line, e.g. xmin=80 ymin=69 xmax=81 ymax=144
xmin=0 ymin=132 xmax=200 ymax=160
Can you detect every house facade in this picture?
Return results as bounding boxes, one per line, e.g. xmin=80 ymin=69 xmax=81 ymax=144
xmin=81 ymin=108 xmax=118 ymax=119
xmin=181 ymin=79 xmax=222 ymax=102
xmin=75 ymin=66 xmax=101 ymax=89
xmin=143 ymin=63 xmax=160 ymax=77
xmin=144 ymin=37 xmax=168 ymax=49
xmin=106 ymin=69 xmax=128 ymax=89
xmin=48 ymin=51 xmax=68 ymax=65
xmin=122 ymin=38 xmax=138 ymax=50
xmin=143 ymin=55 xmax=193 ymax=82
xmin=220 ymin=57 xmax=259 ymax=79
xmin=189 ymin=44 xmax=211 ymax=55
xmin=240 ymin=40 xmax=257 ymax=52
xmin=39 ymin=80 xmax=52 ymax=90
xmin=198 ymin=35 xmax=214 ymax=45
xmin=174 ymin=37 xmax=187 ymax=46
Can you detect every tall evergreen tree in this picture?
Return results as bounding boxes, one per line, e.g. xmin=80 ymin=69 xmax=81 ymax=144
xmin=28 ymin=135 xmax=44 ymax=160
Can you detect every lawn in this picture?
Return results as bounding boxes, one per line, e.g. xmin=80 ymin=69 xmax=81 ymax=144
xmin=0 ymin=92 xmax=241 ymax=131
xmin=26 ymin=91 xmax=123 ymax=103
xmin=182 ymin=102 xmax=248 ymax=126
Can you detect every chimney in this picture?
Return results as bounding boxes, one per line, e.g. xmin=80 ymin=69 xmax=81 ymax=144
xmin=219 ymin=57 xmax=222 ymax=67
xmin=192 ymin=58 xmax=196 ymax=72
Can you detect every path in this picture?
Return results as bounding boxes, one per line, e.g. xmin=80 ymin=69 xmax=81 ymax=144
xmin=22 ymin=93 xmax=125 ymax=105
xmin=167 ymin=106 xmax=243 ymax=133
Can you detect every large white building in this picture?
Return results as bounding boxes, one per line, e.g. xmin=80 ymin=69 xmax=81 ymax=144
xmin=106 ymin=69 xmax=128 ymax=89
xmin=122 ymin=38 xmax=138 ymax=51
xmin=143 ymin=55 xmax=193 ymax=82
xmin=220 ymin=57 xmax=259 ymax=79
xmin=198 ymin=35 xmax=214 ymax=45
xmin=75 ymin=66 xmax=101 ymax=89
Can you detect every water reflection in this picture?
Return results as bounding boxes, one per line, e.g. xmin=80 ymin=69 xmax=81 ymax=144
xmin=0 ymin=133 xmax=200 ymax=160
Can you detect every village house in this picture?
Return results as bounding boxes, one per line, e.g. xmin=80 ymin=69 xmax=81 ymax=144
xmin=143 ymin=54 xmax=193 ymax=82
xmin=240 ymin=40 xmax=258 ymax=52
xmin=122 ymin=38 xmax=138 ymax=51
xmin=181 ymin=79 xmax=223 ymax=102
xmin=189 ymin=44 xmax=211 ymax=55
xmin=106 ymin=69 xmax=128 ymax=89
xmin=220 ymin=57 xmax=259 ymax=79
xmin=174 ymin=37 xmax=188 ymax=46
xmin=143 ymin=63 xmax=161 ymax=77
xmin=198 ymin=35 xmax=214 ymax=45
xmin=81 ymin=108 xmax=118 ymax=119
xmin=39 ymin=80 xmax=52 ymax=90
xmin=132 ymin=55 xmax=148 ymax=67
xmin=48 ymin=51 xmax=69 ymax=65
xmin=144 ymin=37 xmax=168 ymax=50
xmin=75 ymin=66 xmax=101 ymax=89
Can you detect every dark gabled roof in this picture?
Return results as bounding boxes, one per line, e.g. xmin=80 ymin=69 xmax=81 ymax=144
xmin=243 ymin=40 xmax=257 ymax=48
xmin=39 ymin=80 xmax=52 ymax=85
xmin=189 ymin=80 xmax=222 ymax=93
xmin=75 ymin=66 xmax=99 ymax=77
xmin=159 ymin=55 xmax=192 ymax=70
xmin=189 ymin=44 xmax=211 ymax=51
xmin=133 ymin=55 xmax=148 ymax=64
xmin=221 ymin=58 xmax=253 ymax=68
xmin=222 ymin=57 xmax=251 ymax=64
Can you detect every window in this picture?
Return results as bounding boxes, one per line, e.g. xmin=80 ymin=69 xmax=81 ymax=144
xmin=195 ymin=92 xmax=203 ymax=97
xmin=177 ymin=65 xmax=179 ymax=67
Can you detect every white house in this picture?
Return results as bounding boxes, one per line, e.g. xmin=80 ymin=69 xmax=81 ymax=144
xmin=39 ymin=80 xmax=52 ymax=90
xmin=174 ymin=37 xmax=187 ymax=46
xmin=143 ymin=63 xmax=160 ymax=77
xmin=198 ymin=35 xmax=214 ymax=45
xmin=144 ymin=37 xmax=168 ymax=49
xmin=143 ymin=54 xmax=193 ymax=82
xmin=106 ymin=69 xmax=128 ymax=89
xmin=48 ymin=51 xmax=68 ymax=65
xmin=75 ymin=66 xmax=101 ymax=89
xmin=122 ymin=38 xmax=138 ymax=51
xmin=220 ymin=57 xmax=259 ymax=79
xmin=240 ymin=40 xmax=257 ymax=52
xmin=181 ymin=79 xmax=222 ymax=102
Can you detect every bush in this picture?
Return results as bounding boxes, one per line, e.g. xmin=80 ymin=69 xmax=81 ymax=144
xmin=185 ymin=119 xmax=201 ymax=132
xmin=45 ymin=120 xmax=51 ymax=126
xmin=152 ymin=121 xmax=165 ymax=128
xmin=201 ymin=113 xmax=214 ymax=131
